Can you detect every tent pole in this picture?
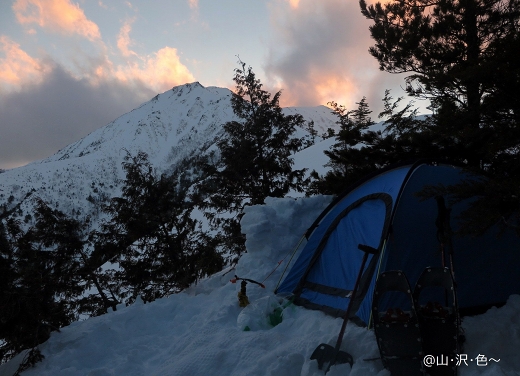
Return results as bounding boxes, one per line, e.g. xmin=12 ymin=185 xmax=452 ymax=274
xmin=367 ymin=239 xmax=387 ymax=330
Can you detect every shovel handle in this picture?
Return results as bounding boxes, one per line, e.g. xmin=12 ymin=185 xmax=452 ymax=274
xmin=331 ymin=245 xmax=377 ymax=356
xmin=313 ymin=244 xmax=378 ymax=373
xmin=358 ymin=244 xmax=377 ymax=254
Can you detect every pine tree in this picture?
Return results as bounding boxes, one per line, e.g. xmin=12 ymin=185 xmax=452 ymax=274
xmin=217 ymin=60 xmax=308 ymax=205
xmin=359 ymin=0 xmax=520 ymax=233
xmin=0 ymin=199 xmax=85 ymax=365
xmin=197 ymin=60 xmax=309 ymax=259
xmin=360 ymin=0 xmax=520 ymax=167
xmin=309 ymin=97 xmax=394 ymax=195
xmin=98 ymin=152 xmax=222 ymax=304
xmin=308 ymin=88 xmax=447 ymax=196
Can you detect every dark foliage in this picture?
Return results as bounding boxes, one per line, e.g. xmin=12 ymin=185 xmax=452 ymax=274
xmin=0 ymin=199 xmax=85 ymax=365
xmin=196 ymin=60 xmax=309 ymax=259
xmin=340 ymin=0 xmax=520 ymax=234
xmin=97 ymin=152 xmax=223 ymax=304
xmin=309 ymin=98 xmax=381 ymax=194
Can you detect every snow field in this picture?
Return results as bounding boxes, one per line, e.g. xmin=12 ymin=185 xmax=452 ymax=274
xmin=1 ymin=195 xmax=519 ymax=375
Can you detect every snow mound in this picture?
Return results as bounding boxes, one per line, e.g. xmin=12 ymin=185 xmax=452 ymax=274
xmin=1 ymin=196 xmax=519 ymax=376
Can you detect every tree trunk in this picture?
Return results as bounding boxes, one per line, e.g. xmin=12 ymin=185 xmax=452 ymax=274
xmin=462 ymin=0 xmax=482 ymax=167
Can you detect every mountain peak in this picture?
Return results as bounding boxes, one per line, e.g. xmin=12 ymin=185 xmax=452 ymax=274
xmin=0 ymin=84 xmax=338 ymax=227
xmin=170 ymin=81 xmax=205 ymax=95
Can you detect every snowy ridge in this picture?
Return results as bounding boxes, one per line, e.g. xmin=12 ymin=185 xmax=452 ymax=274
xmin=1 ymin=196 xmax=519 ymax=375
xmin=43 ymin=82 xmax=234 ymax=165
xmin=282 ymin=105 xmax=339 ymax=134
xmin=0 ymin=82 xmax=337 ymax=224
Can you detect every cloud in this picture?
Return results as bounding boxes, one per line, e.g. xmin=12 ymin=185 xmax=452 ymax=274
xmin=288 ymin=0 xmax=300 ymax=9
xmin=2 ymin=18 xmax=194 ymax=97
xmin=0 ymin=45 xmax=195 ymax=168
xmin=112 ymin=47 xmax=195 ymax=94
xmin=112 ymin=17 xmax=194 ymax=93
xmin=117 ymin=19 xmax=138 ymax=58
xmin=12 ymin=0 xmax=101 ymax=40
xmin=0 ymin=39 xmax=195 ymax=168
xmin=0 ymin=63 xmax=155 ymax=169
xmin=265 ymin=0 xmax=405 ymax=114
xmin=1 ymin=1 xmax=196 ymax=168
xmin=0 ymin=36 xmax=51 ymax=91
xmin=187 ymin=0 xmax=202 ymax=21
xmin=0 ymin=34 xmax=195 ymax=169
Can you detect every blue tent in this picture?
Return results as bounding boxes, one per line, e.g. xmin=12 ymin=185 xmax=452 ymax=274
xmin=276 ymin=161 xmax=520 ymax=326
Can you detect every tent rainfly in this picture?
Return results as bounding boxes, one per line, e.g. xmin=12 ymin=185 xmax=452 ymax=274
xmin=276 ymin=161 xmax=520 ymax=326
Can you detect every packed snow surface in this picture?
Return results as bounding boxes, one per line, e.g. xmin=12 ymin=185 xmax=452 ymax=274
xmin=1 ymin=196 xmax=519 ymax=376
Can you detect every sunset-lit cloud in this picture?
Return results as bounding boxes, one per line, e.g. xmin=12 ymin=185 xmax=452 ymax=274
xmin=288 ymin=0 xmax=300 ymax=9
xmin=187 ymin=0 xmax=202 ymax=21
xmin=1 ymin=0 xmax=408 ymax=170
xmin=113 ymin=47 xmax=195 ymax=94
xmin=5 ymin=0 xmax=195 ymax=94
xmin=12 ymin=0 xmax=101 ymax=41
xmin=117 ymin=19 xmax=138 ymax=58
xmin=0 ymin=36 xmax=51 ymax=91
xmin=314 ymin=77 xmax=354 ymax=108
xmin=270 ymin=66 xmax=358 ymax=109
xmin=266 ymin=0 xmax=400 ymax=113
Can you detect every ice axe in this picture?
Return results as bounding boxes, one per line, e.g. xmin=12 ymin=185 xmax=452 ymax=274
xmin=310 ymin=244 xmax=377 ymax=373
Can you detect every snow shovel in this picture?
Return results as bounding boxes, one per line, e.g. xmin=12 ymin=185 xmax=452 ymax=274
xmin=310 ymin=244 xmax=377 ymax=373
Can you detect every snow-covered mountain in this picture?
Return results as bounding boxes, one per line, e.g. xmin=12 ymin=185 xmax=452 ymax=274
xmin=0 ymin=82 xmax=338 ymax=224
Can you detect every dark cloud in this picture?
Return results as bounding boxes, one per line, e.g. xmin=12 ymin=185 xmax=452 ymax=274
xmin=0 ymin=64 xmax=155 ymax=169
xmin=265 ymin=0 xmax=410 ymax=115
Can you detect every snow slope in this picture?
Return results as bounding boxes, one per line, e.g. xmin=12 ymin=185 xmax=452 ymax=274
xmin=1 ymin=195 xmax=519 ymax=376
xmin=0 ymin=82 xmax=338 ymax=226
xmin=2 ymin=82 xmax=518 ymax=376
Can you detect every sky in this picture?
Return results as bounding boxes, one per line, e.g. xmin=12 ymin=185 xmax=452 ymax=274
xmin=0 ymin=0 xmax=410 ymax=170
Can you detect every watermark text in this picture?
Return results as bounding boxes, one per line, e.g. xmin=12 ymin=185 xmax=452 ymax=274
xmin=423 ymin=354 xmax=500 ymax=368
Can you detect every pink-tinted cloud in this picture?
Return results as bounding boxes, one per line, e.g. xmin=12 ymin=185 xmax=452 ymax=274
xmin=117 ymin=19 xmax=138 ymax=58
xmin=187 ymin=0 xmax=203 ymax=21
xmin=12 ymin=0 xmax=101 ymax=41
xmin=0 ymin=63 xmax=155 ymax=169
xmin=1 ymin=1 xmax=198 ymax=169
xmin=287 ymin=0 xmax=300 ymax=9
xmin=0 ymin=36 xmax=51 ymax=91
xmin=266 ymin=0 xmax=404 ymax=114
xmin=108 ymin=47 xmax=195 ymax=94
